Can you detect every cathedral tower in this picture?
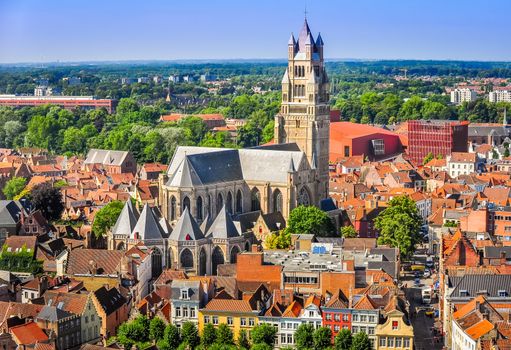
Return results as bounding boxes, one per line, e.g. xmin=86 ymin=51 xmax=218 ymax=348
xmin=275 ymin=19 xmax=330 ymax=200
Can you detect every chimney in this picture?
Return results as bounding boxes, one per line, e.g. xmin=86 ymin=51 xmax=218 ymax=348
xmin=251 ymin=244 xmax=260 ymax=253
xmin=501 ymin=251 xmax=507 ymax=263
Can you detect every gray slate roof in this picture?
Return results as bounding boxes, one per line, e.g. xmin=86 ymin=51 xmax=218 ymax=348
xmin=450 ymin=274 xmax=511 ymax=298
xmin=111 ymin=200 xmax=139 ymax=236
xmin=36 ymin=305 xmax=73 ymax=322
xmin=84 ymin=149 xmax=129 ymax=166
xmin=166 ymin=146 xmax=305 ymax=187
xmin=483 ymin=246 xmax=511 ymax=259
xmin=0 ymin=200 xmax=23 ymax=225
xmin=131 ymin=204 xmax=166 ymax=240
xmin=206 ymin=205 xmax=240 ymax=239
xmin=169 ymin=207 xmax=204 ymax=241
xmin=170 ymin=280 xmax=201 ymax=301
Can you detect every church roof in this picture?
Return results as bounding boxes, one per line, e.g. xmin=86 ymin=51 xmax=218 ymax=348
xmin=169 ymin=207 xmax=204 ymax=241
xmin=297 ymin=18 xmax=313 ymax=52
xmin=316 ymin=32 xmax=324 ymax=46
xmin=200 ymin=212 xmax=212 ymax=233
xmin=288 ymin=33 xmax=295 ymax=45
xmin=206 ymin=205 xmax=240 ymax=239
xmin=111 ymin=200 xmax=139 ymax=236
xmin=281 ymin=68 xmax=290 ymax=84
xmin=130 ymin=204 xmax=165 ymax=240
xmin=166 ymin=146 xmax=305 ymax=186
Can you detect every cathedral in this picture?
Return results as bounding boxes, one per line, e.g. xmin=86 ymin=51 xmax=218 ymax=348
xmin=108 ymin=19 xmax=331 ymax=276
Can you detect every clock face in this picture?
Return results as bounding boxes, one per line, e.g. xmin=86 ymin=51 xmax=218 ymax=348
xmin=298 ymin=187 xmax=311 ymax=206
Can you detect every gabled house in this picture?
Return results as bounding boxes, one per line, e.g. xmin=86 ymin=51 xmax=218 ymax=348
xmin=91 ymin=286 xmax=128 ymax=337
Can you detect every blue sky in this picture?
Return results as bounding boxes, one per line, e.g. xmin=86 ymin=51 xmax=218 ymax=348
xmin=0 ymin=0 xmax=509 ymax=63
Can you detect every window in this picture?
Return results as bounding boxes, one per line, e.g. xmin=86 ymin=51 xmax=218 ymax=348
xmin=498 ymin=290 xmax=507 ymax=297
xmin=388 ymin=337 xmax=394 ymax=347
xmin=91 ymin=315 xmax=95 ymax=322
xmin=392 ymin=320 xmax=398 ymax=330
xmin=281 ymin=334 xmax=286 ymax=344
xmin=352 ymin=326 xmax=359 ymax=333
xmin=326 ymin=313 xmax=332 ymax=321
xmin=342 ymin=314 xmax=349 ymax=322
xmin=344 ymin=146 xmax=350 ymax=157
xmin=404 ymin=338 xmax=410 ymax=347
xmin=379 ymin=337 xmax=386 ymax=347
xmin=334 ymin=314 xmax=340 ymax=321
xmin=241 ymin=318 xmax=246 ymax=326
xmin=352 ymin=314 xmax=359 ymax=322
xmin=175 ymin=307 xmax=181 ymax=317
xmin=368 ymin=327 xmax=374 ymax=335
xmin=183 ymin=307 xmax=188 ymax=318
xmin=204 ymin=316 xmax=210 ymax=324
xmin=360 ymin=315 xmax=367 ymax=322
xmin=368 ymin=315 xmax=375 ymax=323
xmin=371 ymin=139 xmax=385 ymax=156
xmin=85 ymin=316 xmax=89 ymax=323
xmin=227 ymin=317 xmax=233 ymax=325
xmin=287 ymin=334 xmax=293 ymax=344
xmin=334 ymin=325 xmax=340 ymax=332
xmin=396 ymin=337 xmax=402 ymax=347
xmin=213 ymin=316 xmax=219 ymax=325
xmin=190 ymin=308 xmax=196 ymax=318
xmin=249 ymin=318 xmax=255 ymax=326
xmin=181 ymin=289 xmax=189 ymax=300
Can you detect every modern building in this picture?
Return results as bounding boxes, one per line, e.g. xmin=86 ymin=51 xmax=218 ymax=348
xmin=407 ymin=120 xmax=469 ymax=165
xmin=450 ymin=88 xmax=477 ymax=105
xmin=0 ymin=95 xmax=116 ymax=113
xmin=330 ymin=122 xmax=403 ymax=162
xmin=489 ymin=90 xmax=511 ymax=103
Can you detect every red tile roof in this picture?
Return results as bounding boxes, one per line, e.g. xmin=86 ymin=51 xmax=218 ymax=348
xmin=11 ymin=322 xmax=49 ymax=345
xmin=203 ymin=299 xmax=255 ymax=313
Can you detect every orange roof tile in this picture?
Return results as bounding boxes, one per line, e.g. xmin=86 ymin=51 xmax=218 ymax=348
xmin=11 ymin=322 xmax=49 ymax=345
xmin=204 ymin=299 xmax=254 ymax=313
xmin=465 ymin=319 xmax=494 ymax=340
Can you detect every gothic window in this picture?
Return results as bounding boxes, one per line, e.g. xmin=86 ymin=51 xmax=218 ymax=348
xmin=235 ymin=190 xmax=243 ymax=214
xmin=212 ymin=246 xmax=224 ymax=276
xmin=216 ymin=193 xmax=223 ymax=214
xmin=151 ymin=248 xmax=163 ymax=278
xmin=199 ymin=248 xmax=207 ymax=276
xmin=226 ymin=191 xmax=233 ymax=214
xmin=298 ymin=186 xmax=311 ymax=206
xmin=208 ymin=195 xmax=212 ymax=217
xmin=170 ymin=196 xmax=176 ymax=221
xmin=182 ymin=196 xmax=190 ymax=214
xmin=230 ymin=246 xmax=241 ymax=264
xmin=196 ymin=196 xmax=203 ymax=221
xmin=251 ymin=188 xmax=261 ymax=211
xmin=180 ymin=248 xmax=194 ymax=269
xmin=273 ymin=189 xmax=283 ymax=213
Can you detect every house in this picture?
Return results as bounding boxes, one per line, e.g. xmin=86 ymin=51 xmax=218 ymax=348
xmin=10 ymin=322 xmax=50 ymax=349
xmin=139 ymin=163 xmax=167 ymax=181
xmin=375 ymin=296 xmax=414 ymax=350
xmin=35 ymin=305 xmax=81 ymax=350
xmin=83 ymin=149 xmax=136 ymax=174
xmin=21 ymin=276 xmax=51 ymax=303
xmin=91 ymin=286 xmax=128 ymax=337
xmin=322 ymin=290 xmax=351 ymax=340
xmin=170 ymin=279 xmax=211 ymax=327
xmin=447 ymin=152 xmax=478 ymax=178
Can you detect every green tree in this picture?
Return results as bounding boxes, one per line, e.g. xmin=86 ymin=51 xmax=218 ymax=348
xmin=216 ymin=323 xmax=234 ymax=345
xmin=265 ymin=229 xmax=291 ymax=249
xmin=250 ymin=344 xmax=272 ymax=350
xmin=261 ymin=120 xmax=274 ymax=144
xmin=237 ymin=329 xmax=251 ymax=349
xmin=26 ymin=114 xmax=60 ymax=150
xmin=313 ymin=327 xmax=332 ymax=349
xmin=340 ymin=225 xmax=358 ymax=238
xmin=295 ymin=323 xmax=315 ymax=350
xmin=398 ymin=95 xmax=424 ymax=121
xmin=181 ymin=321 xmax=200 ymax=349
xmin=30 ymin=182 xmax=64 ymax=221
xmin=334 ymin=329 xmax=352 ymax=350
xmin=163 ymin=324 xmax=181 ymax=350
xmin=92 ymin=200 xmax=124 ymax=238
xmin=287 ymin=205 xmax=335 ymax=237
xmin=2 ymin=177 xmax=27 ymax=200
xmin=374 ymin=196 xmax=422 ymax=258
xmin=201 ymin=323 xmax=217 ymax=348
xmin=149 ymin=317 xmax=166 ymax=342
xmin=422 ymin=152 xmax=434 ymax=165
xmin=116 ymin=322 xmax=135 ymax=350
xmin=350 ymin=332 xmax=372 ymax=350
xmin=250 ymin=324 xmax=277 ymax=347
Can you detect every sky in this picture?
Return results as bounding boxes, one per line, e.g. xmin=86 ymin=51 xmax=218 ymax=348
xmin=0 ymin=0 xmax=510 ymax=63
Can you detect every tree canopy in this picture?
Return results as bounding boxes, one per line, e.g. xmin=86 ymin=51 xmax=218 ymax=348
xmin=92 ymin=200 xmax=125 ymax=238
xmin=30 ymin=182 xmax=64 ymax=221
xmin=287 ymin=205 xmax=336 ymax=237
xmin=2 ymin=176 xmax=27 ymax=200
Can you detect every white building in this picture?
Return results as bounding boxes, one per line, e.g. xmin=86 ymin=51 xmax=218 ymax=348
xmin=447 ymin=152 xmax=477 ymax=178
xmin=489 ymin=90 xmax=511 ymax=103
xmin=34 ymin=86 xmax=53 ymax=96
xmin=451 ymin=88 xmax=477 ymax=105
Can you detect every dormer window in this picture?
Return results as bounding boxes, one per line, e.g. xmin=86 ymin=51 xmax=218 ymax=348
xmin=460 ymin=289 xmax=468 ymax=297
xmin=181 ymin=289 xmax=189 ymax=300
xmin=498 ymin=290 xmax=507 ymax=297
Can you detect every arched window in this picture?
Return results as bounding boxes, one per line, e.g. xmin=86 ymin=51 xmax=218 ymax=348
xmin=216 ymin=193 xmax=223 ymax=215
xmin=180 ymin=248 xmax=194 ymax=269
xmin=208 ymin=195 xmax=212 ymax=217
xmin=298 ymin=186 xmax=311 ymax=206
xmin=151 ymin=248 xmax=163 ymax=278
xmin=273 ymin=189 xmax=283 ymax=213
xmin=196 ymin=196 xmax=203 ymax=221
xmin=170 ymin=196 xmax=176 ymax=221
xmin=230 ymin=246 xmax=241 ymax=264
xmin=199 ymin=248 xmax=207 ymax=276
xmin=212 ymin=246 xmax=224 ymax=275
xmin=226 ymin=192 xmax=233 ymax=214
xmin=182 ymin=196 xmax=190 ymax=214
xmin=251 ymin=188 xmax=261 ymax=211
xmin=116 ymin=242 xmax=125 ymax=251
xmin=235 ymin=190 xmax=243 ymax=214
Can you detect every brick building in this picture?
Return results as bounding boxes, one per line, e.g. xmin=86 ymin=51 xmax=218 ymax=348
xmin=407 ymin=120 xmax=469 ymax=165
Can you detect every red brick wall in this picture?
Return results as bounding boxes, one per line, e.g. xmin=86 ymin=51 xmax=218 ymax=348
xmin=236 ymin=253 xmax=281 ymax=284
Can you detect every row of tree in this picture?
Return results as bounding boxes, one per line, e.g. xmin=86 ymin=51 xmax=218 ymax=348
xmin=116 ymin=316 xmax=372 ymax=350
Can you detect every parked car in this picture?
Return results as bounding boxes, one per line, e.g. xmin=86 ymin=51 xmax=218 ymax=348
xmin=424 ymin=269 xmax=431 ymax=278
xmin=426 ymin=257 xmax=434 ymax=268
xmin=414 ymin=278 xmax=421 ymax=287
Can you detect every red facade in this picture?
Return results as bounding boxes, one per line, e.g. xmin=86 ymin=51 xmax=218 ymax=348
xmin=322 ymin=308 xmax=351 ymax=340
xmin=0 ymin=97 xmax=116 ymax=113
xmin=407 ymin=120 xmax=469 ymax=165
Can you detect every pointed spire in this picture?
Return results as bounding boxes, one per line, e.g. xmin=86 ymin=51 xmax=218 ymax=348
xmin=169 ymin=206 xmax=204 ymax=241
xmin=305 ymin=32 xmax=315 ymax=46
xmin=297 ymin=18 xmax=312 ymax=52
xmin=288 ymin=33 xmax=295 ymax=45
xmin=111 ymin=200 xmax=139 ymax=236
xmin=206 ymin=204 xmax=240 ymax=239
xmin=281 ymin=68 xmax=290 ymax=84
xmin=131 ymin=204 xmax=165 ymax=240
xmin=311 ymin=152 xmax=317 ymax=169
xmin=288 ymin=157 xmax=296 ymax=173
xmin=316 ymin=32 xmax=324 ymax=46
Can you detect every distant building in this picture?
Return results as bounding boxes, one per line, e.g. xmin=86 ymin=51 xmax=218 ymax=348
xmin=34 ymin=86 xmax=53 ymax=96
xmin=160 ymin=113 xmax=226 ymax=129
xmin=407 ymin=120 xmax=469 ymax=165
xmin=183 ymin=75 xmax=194 ymax=82
xmin=489 ymin=90 xmax=511 ymax=103
xmin=121 ymin=77 xmax=135 ymax=85
xmin=450 ymin=88 xmax=477 ymax=105
xmin=137 ymin=77 xmax=150 ymax=84
xmin=169 ymin=75 xmax=181 ymax=83
xmin=329 ymin=122 xmax=403 ymax=162
xmin=200 ymin=73 xmax=217 ymax=82
xmin=153 ymin=76 xmax=162 ymax=84
xmin=83 ymin=149 xmax=136 ymax=174
xmin=0 ymin=95 xmax=116 ymax=113
xmin=63 ymin=77 xmax=82 ymax=86
xmin=446 ymin=152 xmax=478 ymax=178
